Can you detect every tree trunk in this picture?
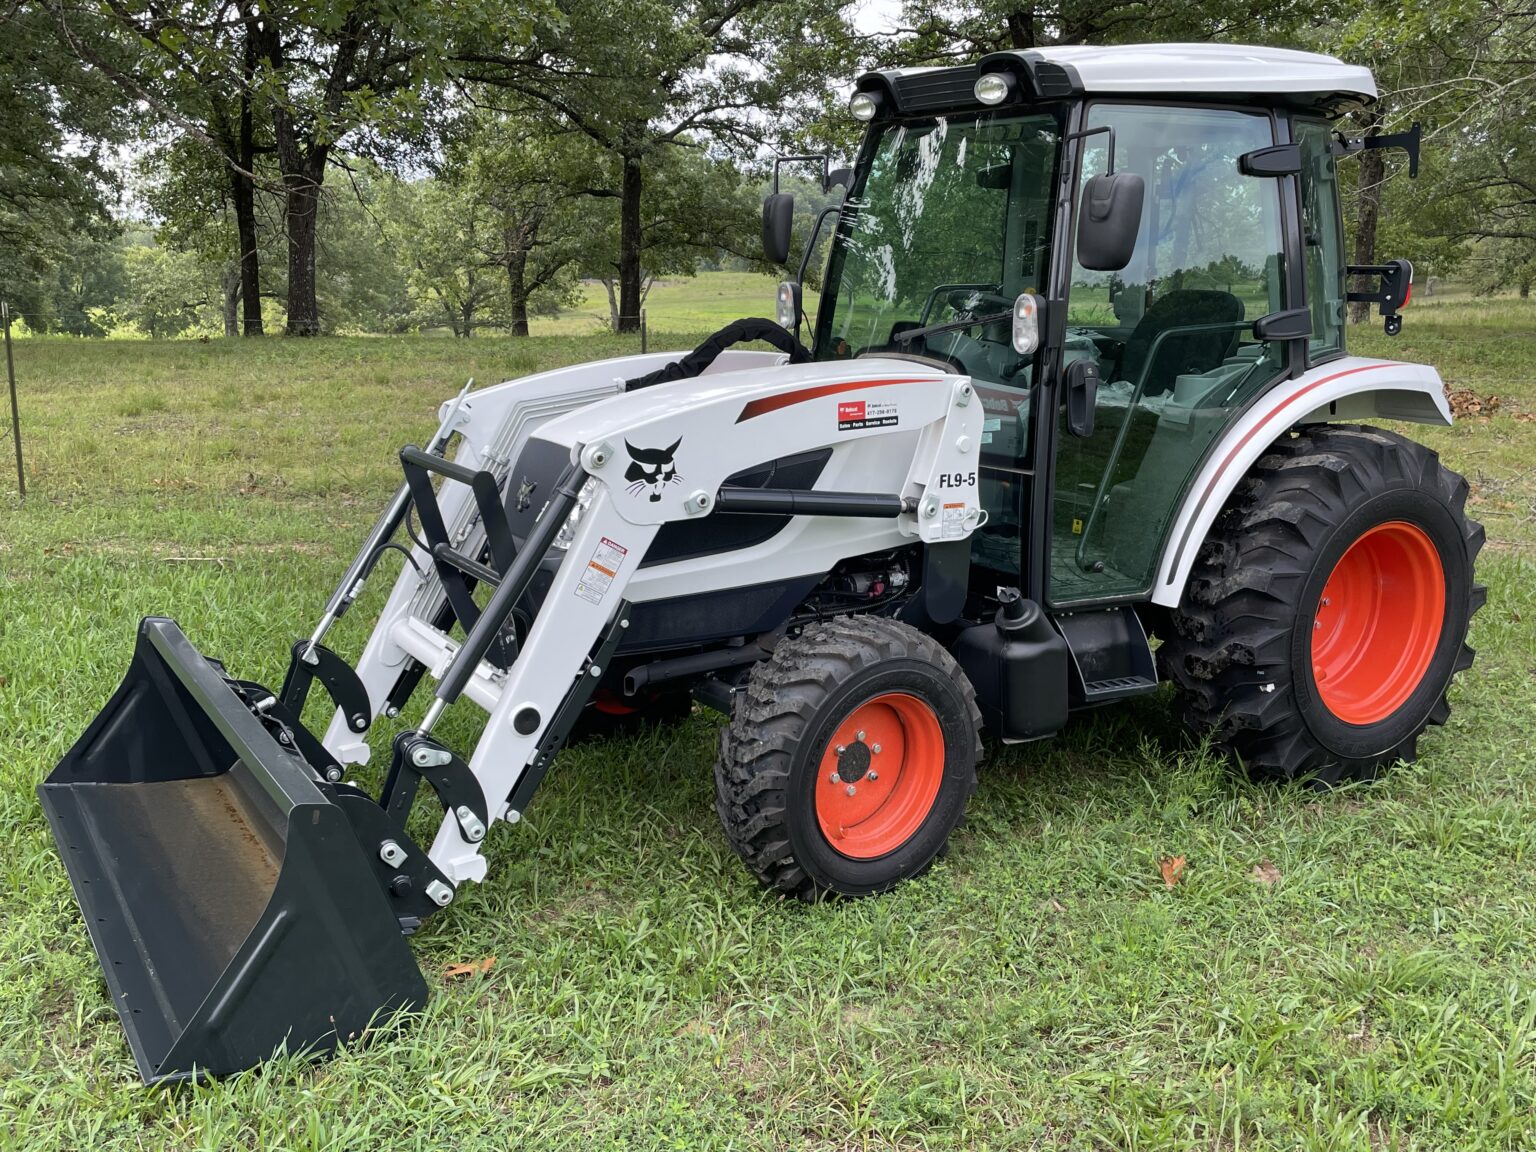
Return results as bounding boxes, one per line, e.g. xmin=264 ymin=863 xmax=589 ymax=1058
xmin=1521 ymin=278 xmax=1531 ymax=299
xmin=1005 ymin=6 xmax=1036 ymax=48
xmin=284 ymin=169 xmax=323 ymax=335
xmin=616 ymin=155 xmax=643 ymax=333
xmin=601 ymin=278 xmax=620 ymax=330
xmin=235 ymin=24 xmax=263 ymax=335
xmin=1349 ymin=111 xmax=1385 ymax=324
xmin=507 ymin=247 xmax=530 ymax=336
xmin=222 ymin=267 xmax=241 ymax=337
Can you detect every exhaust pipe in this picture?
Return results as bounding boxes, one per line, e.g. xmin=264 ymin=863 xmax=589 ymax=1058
xmin=38 ymin=618 xmax=426 ymax=1083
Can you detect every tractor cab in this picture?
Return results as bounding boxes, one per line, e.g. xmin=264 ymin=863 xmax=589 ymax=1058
xmin=767 ymin=44 xmax=1415 ymax=614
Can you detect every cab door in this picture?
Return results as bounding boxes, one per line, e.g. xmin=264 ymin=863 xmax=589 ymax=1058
xmin=1048 ymin=103 xmax=1293 ymax=605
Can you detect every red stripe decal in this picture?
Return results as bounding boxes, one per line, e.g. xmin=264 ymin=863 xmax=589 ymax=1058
xmin=736 ymin=377 xmax=933 ymax=423
xmin=1164 ymin=362 xmax=1395 ymax=585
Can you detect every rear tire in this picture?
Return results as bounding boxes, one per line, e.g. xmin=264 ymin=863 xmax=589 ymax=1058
xmin=1161 ymin=425 xmax=1485 ymax=785
xmin=714 ymin=615 xmax=982 ymax=900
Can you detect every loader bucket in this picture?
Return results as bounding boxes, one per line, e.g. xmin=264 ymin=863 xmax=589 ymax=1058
xmin=38 ymin=617 xmax=427 ymax=1084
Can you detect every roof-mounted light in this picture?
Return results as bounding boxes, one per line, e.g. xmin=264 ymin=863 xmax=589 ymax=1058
xmin=849 ymin=90 xmax=882 ymax=122
xmin=974 ymin=71 xmax=1016 ymax=106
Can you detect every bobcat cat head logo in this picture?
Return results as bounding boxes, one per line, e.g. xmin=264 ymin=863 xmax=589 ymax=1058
xmin=624 ymin=437 xmax=683 ymax=502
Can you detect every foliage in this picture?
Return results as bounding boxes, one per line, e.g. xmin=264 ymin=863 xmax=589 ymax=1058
xmin=0 ymin=1 xmax=125 ymax=324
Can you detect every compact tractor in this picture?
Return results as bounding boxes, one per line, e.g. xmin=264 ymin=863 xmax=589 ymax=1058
xmin=42 ymin=44 xmax=1483 ymax=1082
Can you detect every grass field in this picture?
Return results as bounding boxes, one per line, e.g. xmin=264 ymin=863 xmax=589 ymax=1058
xmin=532 ymin=272 xmax=787 ymax=336
xmin=1 ymin=287 xmax=1534 ymax=1150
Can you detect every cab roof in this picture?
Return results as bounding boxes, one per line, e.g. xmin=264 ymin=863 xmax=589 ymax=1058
xmin=1035 ymin=43 xmax=1375 ymax=98
xmin=857 ymin=43 xmax=1376 ymax=117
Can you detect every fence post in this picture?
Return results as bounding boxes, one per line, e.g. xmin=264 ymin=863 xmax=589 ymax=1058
xmin=640 ymin=308 xmax=647 ymax=355
xmin=3 ymin=301 xmax=22 ymax=500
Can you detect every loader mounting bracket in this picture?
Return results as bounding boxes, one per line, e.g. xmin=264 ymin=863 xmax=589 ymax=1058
xmin=278 ymin=639 xmax=373 ymax=733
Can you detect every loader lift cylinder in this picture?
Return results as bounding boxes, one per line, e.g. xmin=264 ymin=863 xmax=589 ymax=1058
xmin=422 ymin=460 xmax=588 ymax=734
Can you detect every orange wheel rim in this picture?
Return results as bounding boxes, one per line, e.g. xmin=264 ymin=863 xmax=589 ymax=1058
xmin=814 ymin=692 xmax=945 ymax=859
xmin=1311 ymin=521 xmax=1445 ymax=725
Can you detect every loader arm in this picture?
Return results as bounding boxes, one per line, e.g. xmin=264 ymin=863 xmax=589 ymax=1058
xmin=395 ymin=359 xmax=985 ymax=883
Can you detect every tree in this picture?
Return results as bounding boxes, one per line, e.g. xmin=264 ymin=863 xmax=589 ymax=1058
xmin=0 ymin=2 xmax=124 ymax=323
xmin=881 ymin=0 xmax=1329 ymax=62
xmin=461 ymin=0 xmax=859 ymax=331
xmin=41 ymin=0 xmax=275 ymax=334
xmin=119 ymin=240 xmax=222 ymax=338
xmin=450 ymin=122 xmax=595 ymax=335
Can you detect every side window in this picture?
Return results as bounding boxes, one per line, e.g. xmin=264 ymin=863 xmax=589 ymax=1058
xmin=1296 ymin=120 xmax=1346 ymax=358
xmin=1051 ymin=104 xmax=1288 ymax=604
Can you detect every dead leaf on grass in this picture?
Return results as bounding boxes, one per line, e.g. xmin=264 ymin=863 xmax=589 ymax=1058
xmin=1159 ymin=856 xmax=1186 ymax=889
xmin=1447 ymin=389 xmax=1502 ymax=419
xmin=443 ymin=956 xmax=496 ymax=979
xmin=1250 ymin=861 xmax=1282 ymax=886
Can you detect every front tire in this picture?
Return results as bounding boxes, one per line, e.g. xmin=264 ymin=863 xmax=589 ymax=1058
xmin=1162 ymin=425 xmax=1485 ymax=785
xmin=714 ymin=616 xmax=982 ymax=900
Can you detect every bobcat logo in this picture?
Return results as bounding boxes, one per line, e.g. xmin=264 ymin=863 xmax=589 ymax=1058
xmin=624 ymin=437 xmax=683 ymax=502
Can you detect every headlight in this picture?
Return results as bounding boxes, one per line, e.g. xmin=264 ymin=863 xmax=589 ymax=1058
xmin=553 ymin=477 xmax=598 ymax=550
xmin=849 ymin=91 xmax=881 ymax=122
xmin=973 ymin=72 xmax=1014 ymax=106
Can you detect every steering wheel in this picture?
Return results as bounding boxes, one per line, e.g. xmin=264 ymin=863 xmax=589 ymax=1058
xmin=918 ymin=283 xmax=1010 ymax=326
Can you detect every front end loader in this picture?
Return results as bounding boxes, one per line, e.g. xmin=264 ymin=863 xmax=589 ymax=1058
xmin=43 ymin=44 xmax=1483 ymax=1082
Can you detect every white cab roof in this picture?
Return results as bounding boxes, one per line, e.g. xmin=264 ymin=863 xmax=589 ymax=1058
xmin=1033 ymin=43 xmax=1376 ymax=100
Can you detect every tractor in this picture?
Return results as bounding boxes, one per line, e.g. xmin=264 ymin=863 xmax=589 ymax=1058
xmin=40 ymin=43 xmax=1482 ymax=1083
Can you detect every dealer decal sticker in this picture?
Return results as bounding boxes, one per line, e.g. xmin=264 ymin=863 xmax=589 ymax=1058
xmin=575 ymin=536 xmax=628 ymax=605
xmin=837 ymin=398 xmax=899 ymax=431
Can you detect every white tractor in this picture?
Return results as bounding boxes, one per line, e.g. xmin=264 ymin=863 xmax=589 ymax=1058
xmin=41 ymin=44 xmax=1482 ymax=1082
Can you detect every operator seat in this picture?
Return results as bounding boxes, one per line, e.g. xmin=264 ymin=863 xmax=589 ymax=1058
xmin=1119 ymin=288 xmax=1244 ymax=396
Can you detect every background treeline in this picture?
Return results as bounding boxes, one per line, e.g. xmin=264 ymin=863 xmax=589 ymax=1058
xmin=4 ymin=0 xmax=1536 ymax=339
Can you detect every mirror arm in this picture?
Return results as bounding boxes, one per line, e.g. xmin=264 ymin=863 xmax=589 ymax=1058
xmin=771 ymin=154 xmax=830 ymax=194
xmin=795 ymin=205 xmax=843 ymax=286
xmin=1063 ymin=124 xmax=1117 ymax=174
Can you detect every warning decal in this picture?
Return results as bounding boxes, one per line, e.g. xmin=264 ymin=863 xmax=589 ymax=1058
xmin=575 ymin=536 xmax=628 ymax=605
xmin=837 ymin=398 xmax=899 ymax=431
xmin=941 ymin=501 xmax=968 ymax=540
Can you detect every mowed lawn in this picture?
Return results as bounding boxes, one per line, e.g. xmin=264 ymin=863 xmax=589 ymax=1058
xmin=1 ymin=295 xmax=1534 ymax=1150
xmin=531 ymin=272 xmax=790 ymax=336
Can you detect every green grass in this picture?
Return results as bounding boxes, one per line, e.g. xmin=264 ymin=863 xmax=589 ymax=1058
xmin=1 ymin=292 xmax=1534 ymax=1150
xmin=533 ymin=272 xmax=786 ymax=336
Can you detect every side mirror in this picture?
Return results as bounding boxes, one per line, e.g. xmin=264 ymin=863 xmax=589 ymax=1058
xmin=1065 ymin=358 xmax=1099 ymax=438
xmin=1076 ymin=172 xmax=1144 ymax=272
xmin=762 ymin=193 xmax=794 ymax=265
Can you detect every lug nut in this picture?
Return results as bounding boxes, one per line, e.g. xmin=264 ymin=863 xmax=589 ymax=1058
xmin=830 ymin=772 xmax=841 ymax=784
xmin=856 ymin=730 xmax=866 ymax=741
xmin=835 ymin=744 xmax=846 ymax=755
xmin=868 ymin=771 xmax=879 ymax=782
xmin=871 ymin=744 xmax=882 ymax=754
xmin=846 ymin=785 xmax=857 ymax=797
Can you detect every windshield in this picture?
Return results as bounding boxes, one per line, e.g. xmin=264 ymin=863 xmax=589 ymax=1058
xmin=813 ymin=110 xmax=1062 ymax=387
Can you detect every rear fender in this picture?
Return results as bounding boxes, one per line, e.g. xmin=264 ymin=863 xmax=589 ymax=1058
xmin=1150 ymin=357 xmax=1450 ymax=607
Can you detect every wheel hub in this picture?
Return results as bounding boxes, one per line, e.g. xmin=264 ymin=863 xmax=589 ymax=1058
xmin=836 ymin=741 xmax=872 ymax=782
xmin=1310 ymin=520 xmax=1445 ymax=726
xmin=814 ymin=692 xmax=944 ymax=860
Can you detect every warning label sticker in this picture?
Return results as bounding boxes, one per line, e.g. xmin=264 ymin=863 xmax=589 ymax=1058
xmin=837 ymin=399 xmax=899 ymax=431
xmin=575 ymin=536 xmax=627 ymax=605
xmin=942 ymin=501 xmax=968 ymax=540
